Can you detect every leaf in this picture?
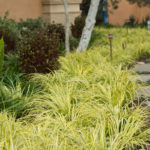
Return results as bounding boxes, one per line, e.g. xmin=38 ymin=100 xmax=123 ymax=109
xmin=0 ymin=38 xmax=4 ymax=73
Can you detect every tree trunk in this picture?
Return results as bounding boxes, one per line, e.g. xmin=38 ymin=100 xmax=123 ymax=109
xmin=62 ymin=0 xmax=70 ymax=54
xmin=77 ymin=0 xmax=101 ymax=52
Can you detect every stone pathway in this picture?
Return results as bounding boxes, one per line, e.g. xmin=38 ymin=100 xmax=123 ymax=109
xmin=133 ymin=63 xmax=150 ymax=106
xmin=133 ymin=64 xmax=150 ymax=74
xmin=133 ymin=63 xmax=150 ymax=149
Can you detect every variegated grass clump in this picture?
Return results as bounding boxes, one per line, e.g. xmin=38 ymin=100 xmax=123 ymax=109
xmin=1 ymin=27 xmax=150 ymax=149
xmin=25 ymin=51 xmax=150 ymax=149
xmin=91 ymin=27 xmax=150 ymax=67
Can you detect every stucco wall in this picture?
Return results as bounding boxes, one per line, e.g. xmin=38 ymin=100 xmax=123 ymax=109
xmin=0 ymin=0 xmax=42 ymax=21
xmin=2 ymin=0 xmax=149 ymax=26
xmin=140 ymin=6 xmax=150 ymax=22
xmin=42 ymin=0 xmax=82 ymax=24
xmin=108 ymin=0 xmax=150 ymax=25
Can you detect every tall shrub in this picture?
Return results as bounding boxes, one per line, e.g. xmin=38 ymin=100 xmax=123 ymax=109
xmin=71 ymin=16 xmax=86 ymax=39
xmin=19 ymin=29 xmax=60 ymax=73
xmin=18 ymin=17 xmax=47 ymax=35
xmin=0 ymin=14 xmax=20 ymax=53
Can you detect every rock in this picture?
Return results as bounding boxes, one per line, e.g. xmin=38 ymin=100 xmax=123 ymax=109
xmin=133 ymin=64 xmax=150 ymax=74
xmin=135 ymin=86 xmax=150 ymax=99
xmin=143 ymin=101 xmax=150 ymax=106
xmin=145 ymin=58 xmax=150 ymax=63
xmin=137 ymin=62 xmax=145 ymax=65
xmin=139 ymin=74 xmax=150 ymax=83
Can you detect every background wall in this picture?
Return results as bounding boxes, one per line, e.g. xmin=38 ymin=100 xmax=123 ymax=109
xmin=1 ymin=0 xmax=149 ymax=26
xmin=0 ymin=0 xmax=42 ymax=21
xmin=108 ymin=0 xmax=150 ymax=25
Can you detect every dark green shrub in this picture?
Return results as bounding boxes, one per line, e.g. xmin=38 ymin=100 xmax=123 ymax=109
xmin=0 ymin=14 xmax=20 ymax=53
xmin=129 ymin=15 xmax=136 ymax=26
xmin=3 ymin=53 xmax=20 ymax=77
xmin=47 ymin=23 xmax=65 ymax=42
xmin=124 ymin=15 xmax=150 ymax=27
xmin=124 ymin=15 xmax=136 ymax=27
xmin=140 ymin=16 xmax=150 ymax=27
xmin=19 ymin=29 xmax=60 ymax=73
xmin=18 ymin=17 xmax=47 ymax=35
xmin=69 ymin=37 xmax=79 ymax=51
xmin=71 ymin=16 xmax=86 ymax=39
xmin=47 ymin=23 xmax=65 ymax=55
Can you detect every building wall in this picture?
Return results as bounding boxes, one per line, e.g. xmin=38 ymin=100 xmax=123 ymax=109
xmin=42 ymin=0 xmax=82 ymax=24
xmin=1 ymin=0 xmax=149 ymax=26
xmin=0 ymin=0 xmax=81 ymax=25
xmin=0 ymin=0 xmax=42 ymax=21
xmin=140 ymin=6 xmax=150 ymax=22
xmin=108 ymin=0 xmax=150 ymax=25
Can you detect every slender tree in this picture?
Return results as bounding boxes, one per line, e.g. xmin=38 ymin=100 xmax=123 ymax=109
xmin=77 ymin=0 xmax=101 ymax=52
xmin=62 ymin=0 xmax=150 ymax=53
xmin=62 ymin=0 xmax=70 ymax=54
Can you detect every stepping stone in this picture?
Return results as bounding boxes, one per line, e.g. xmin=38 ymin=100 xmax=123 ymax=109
xmin=139 ymin=74 xmax=150 ymax=83
xmin=137 ymin=62 xmax=145 ymax=65
xmin=143 ymin=101 xmax=150 ymax=106
xmin=135 ymin=86 xmax=150 ymax=99
xmin=133 ymin=64 xmax=150 ymax=74
xmin=145 ymin=58 xmax=150 ymax=63
xmin=133 ymin=74 xmax=150 ymax=83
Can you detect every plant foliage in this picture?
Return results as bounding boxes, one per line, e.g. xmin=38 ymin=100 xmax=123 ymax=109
xmin=18 ymin=17 xmax=47 ymax=35
xmin=19 ymin=29 xmax=60 ymax=73
xmin=71 ymin=16 xmax=86 ymax=39
xmin=47 ymin=23 xmax=65 ymax=42
xmin=0 ymin=13 xmax=20 ymax=53
xmin=1 ymin=27 xmax=150 ymax=149
xmin=0 ymin=38 xmax=4 ymax=73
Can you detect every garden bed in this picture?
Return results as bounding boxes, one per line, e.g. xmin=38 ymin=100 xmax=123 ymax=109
xmin=1 ymin=26 xmax=150 ymax=149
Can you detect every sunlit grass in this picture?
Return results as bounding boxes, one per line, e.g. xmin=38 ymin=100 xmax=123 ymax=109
xmin=1 ymin=27 xmax=150 ymax=149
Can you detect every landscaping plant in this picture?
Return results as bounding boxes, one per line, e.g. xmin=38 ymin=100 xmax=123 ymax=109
xmin=19 ymin=29 xmax=60 ymax=73
xmin=71 ymin=16 xmax=86 ymax=39
xmin=0 ymin=38 xmax=4 ymax=73
xmin=1 ymin=27 xmax=150 ymax=149
xmin=0 ymin=14 xmax=20 ymax=53
xmin=18 ymin=17 xmax=47 ymax=34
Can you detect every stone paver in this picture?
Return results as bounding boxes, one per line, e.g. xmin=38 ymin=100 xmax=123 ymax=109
xmin=138 ymin=74 xmax=150 ymax=83
xmin=133 ymin=64 xmax=150 ymax=74
xmin=137 ymin=62 xmax=145 ymax=65
xmin=143 ymin=101 xmax=150 ymax=106
xmin=135 ymin=86 xmax=150 ymax=99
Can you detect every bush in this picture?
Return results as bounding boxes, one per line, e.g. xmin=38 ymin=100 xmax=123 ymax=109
xmin=139 ymin=16 xmax=150 ymax=27
xmin=69 ymin=37 xmax=79 ymax=50
xmin=71 ymin=16 xmax=85 ymax=39
xmin=0 ymin=13 xmax=20 ymax=53
xmin=124 ymin=15 xmax=136 ymax=27
xmin=47 ymin=23 xmax=65 ymax=42
xmin=19 ymin=29 xmax=60 ymax=73
xmin=124 ymin=15 xmax=150 ymax=27
xmin=18 ymin=17 xmax=47 ymax=35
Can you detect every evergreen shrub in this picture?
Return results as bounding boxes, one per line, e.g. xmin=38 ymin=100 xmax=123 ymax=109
xmin=19 ymin=29 xmax=60 ymax=73
xmin=0 ymin=13 xmax=20 ymax=53
xmin=18 ymin=17 xmax=47 ymax=35
xmin=47 ymin=23 xmax=65 ymax=42
xmin=71 ymin=16 xmax=85 ymax=39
